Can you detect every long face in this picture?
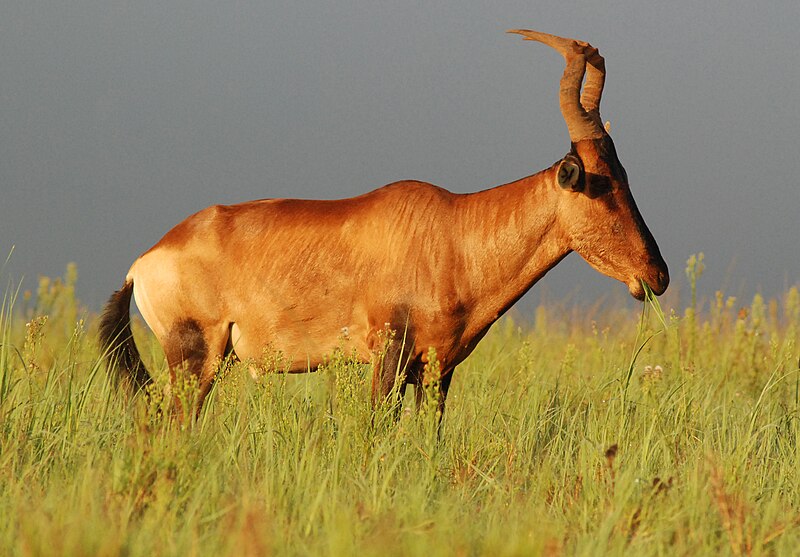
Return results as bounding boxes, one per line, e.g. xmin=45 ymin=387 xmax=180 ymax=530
xmin=506 ymin=29 xmax=669 ymax=299
xmin=556 ymin=137 xmax=669 ymax=300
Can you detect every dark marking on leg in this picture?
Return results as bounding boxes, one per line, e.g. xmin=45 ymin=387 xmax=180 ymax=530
xmin=370 ymin=305 xmax=419 ymax=419
xmin=224 ymin=322 xmax=239 ymax=363
xmin=438 ymin=368 xmax=454 ymax=418
xmin=163 ymin=319 xmax=208 ymax=419
xmin=414 ymin=366 xmax=454 ymax=438
xmin=164 ymin=318 xmax=208 ymax=373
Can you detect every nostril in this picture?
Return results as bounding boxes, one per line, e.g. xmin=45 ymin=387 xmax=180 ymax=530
xmin=656 ymin=269 xmax=670 ymax=292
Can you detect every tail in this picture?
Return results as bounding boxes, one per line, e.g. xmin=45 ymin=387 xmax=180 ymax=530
xmin=98 ymin=279 xmax=153 ymax=392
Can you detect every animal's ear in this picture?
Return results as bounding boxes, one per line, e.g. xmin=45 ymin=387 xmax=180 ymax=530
xmin=557 ymin=155 xmax=583 ymax=191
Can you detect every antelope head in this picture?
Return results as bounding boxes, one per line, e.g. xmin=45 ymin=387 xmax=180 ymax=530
xmin=509 ymin=29 xmax=669 ymax=300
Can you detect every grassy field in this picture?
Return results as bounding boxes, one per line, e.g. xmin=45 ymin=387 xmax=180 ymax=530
xmin=1 ymin=257 xmax=798 ymax=556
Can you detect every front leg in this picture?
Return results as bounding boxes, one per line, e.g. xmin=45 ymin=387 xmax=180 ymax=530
xmin=414 ymin=365 xmax=455 ymax=424
xmin=370 ymin=325 xmax=415 ymax=419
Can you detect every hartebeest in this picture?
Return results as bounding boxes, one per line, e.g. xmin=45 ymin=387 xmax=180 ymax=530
xmin=100 ymin=30 xmax=668 ymax=419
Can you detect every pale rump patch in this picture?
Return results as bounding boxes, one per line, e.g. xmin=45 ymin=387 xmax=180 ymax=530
xmin=129 ymin=272 xmax=167 ymax=339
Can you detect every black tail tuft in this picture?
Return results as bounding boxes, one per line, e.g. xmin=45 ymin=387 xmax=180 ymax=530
xmin=98 ymin=280 xmax=153 ymax=392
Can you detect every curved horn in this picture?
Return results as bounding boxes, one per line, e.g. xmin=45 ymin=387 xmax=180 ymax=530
xmin=507 ymin=29 xmax=606 ymax=141
xmin=580 ymin=46 xmax=605 ymax=115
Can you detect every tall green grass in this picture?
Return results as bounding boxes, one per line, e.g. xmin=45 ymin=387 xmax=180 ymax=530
xmin=0 ymin=259 xmax=798 ymax=556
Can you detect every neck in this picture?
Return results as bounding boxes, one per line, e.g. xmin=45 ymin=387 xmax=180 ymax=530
xmin=453 ymin=167 xmax=572 ymax=334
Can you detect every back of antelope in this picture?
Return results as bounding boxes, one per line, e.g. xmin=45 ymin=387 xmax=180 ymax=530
xmin=100 ymin=30 xmax=668 ymax=420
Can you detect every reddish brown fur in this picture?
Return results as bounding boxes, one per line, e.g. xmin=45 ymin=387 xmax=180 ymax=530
xmin=99 ymin=31 xmax=668 ymax=419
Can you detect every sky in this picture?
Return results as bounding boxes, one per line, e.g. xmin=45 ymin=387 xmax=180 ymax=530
xmin=1 ymin=1 xmax=799 ymax=314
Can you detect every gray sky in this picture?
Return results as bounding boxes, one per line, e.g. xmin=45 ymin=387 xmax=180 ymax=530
xmin=2 ymin=1 xmax=799 ymax=312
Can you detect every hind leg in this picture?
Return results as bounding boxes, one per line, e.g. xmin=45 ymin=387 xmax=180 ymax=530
xmin=162 ymin=319 xmax=229 ymax=419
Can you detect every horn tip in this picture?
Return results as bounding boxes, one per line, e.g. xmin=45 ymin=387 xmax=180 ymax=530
xmin=507 ymin=29 xmax=534 ymax=39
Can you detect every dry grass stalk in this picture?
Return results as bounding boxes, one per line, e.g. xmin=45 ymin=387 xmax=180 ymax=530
xmin=708 ymin=460 xmax=752 ymax=556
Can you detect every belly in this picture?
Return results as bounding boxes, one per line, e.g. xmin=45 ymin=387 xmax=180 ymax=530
xmin=229 ymin=316 xmax=371 ymax=372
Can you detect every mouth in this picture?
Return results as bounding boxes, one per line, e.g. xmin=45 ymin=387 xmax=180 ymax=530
xmin=628 ymin=281 xmax=647 ymax=301
xmin=628 ymin=270 xmax=669 ymax=301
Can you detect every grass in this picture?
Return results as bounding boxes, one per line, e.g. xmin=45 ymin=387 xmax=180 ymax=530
xmin=0 ymin=259 xmax=798 ymax=556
